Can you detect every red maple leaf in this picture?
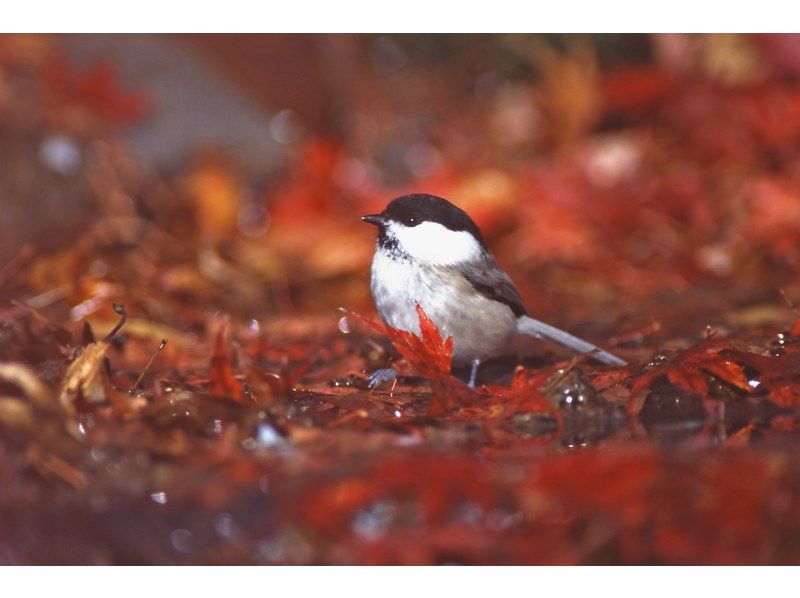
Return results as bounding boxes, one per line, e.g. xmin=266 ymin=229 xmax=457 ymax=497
xmin=627 ymin=340 xmax=753 ymax=417
xmin=347 ymin=304 xmax=453 ymax=378
xmin=473 ymin=365 xmax=554 ymax=418
xmin=717 ymin=348 xmax=800 ymax=408
xmin=347 ymin=305 xmax=484 ymax=416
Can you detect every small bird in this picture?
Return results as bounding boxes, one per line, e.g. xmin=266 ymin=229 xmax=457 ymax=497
xmin=362 ymin=193 xmax=627 ymax=388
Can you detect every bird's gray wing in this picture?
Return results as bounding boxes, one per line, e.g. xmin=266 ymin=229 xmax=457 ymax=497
xmin=461 ymin=259 xmax=528 ymax=317
xmin=463 ymin=259 xmax=628 ymax=367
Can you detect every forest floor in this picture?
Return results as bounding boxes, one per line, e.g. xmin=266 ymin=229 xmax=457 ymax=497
xmin=4 ymin=34 xmax=800 ymax=564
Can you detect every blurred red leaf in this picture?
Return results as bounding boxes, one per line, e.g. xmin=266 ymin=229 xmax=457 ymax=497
xmin=429 ymin=375 xmax=477 ymax=417
xmin=724 ymin=423 xmax=757 ymax=447
xmin=208 ymin=319 xmax=244 ymax=404
xmin=602 ymin=66 xmax=676 ymax=113
xmin=769 ymin=385 xmax=800 ymax=408
xmin=268 ymin=138 xmax=347 ymax=226
xmin=45 ymin=57 xmax=149 ymax=125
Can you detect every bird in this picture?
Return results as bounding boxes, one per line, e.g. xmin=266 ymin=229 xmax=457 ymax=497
xmin=362 ymin=193 xmax=627 ymax=388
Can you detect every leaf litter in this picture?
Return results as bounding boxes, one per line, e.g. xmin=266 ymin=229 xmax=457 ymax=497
xmin=3 ymin=34 xmax=800 ymax=564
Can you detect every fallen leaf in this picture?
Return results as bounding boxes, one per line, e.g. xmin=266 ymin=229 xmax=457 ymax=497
xmin=208 ymin=318 xmax=245 ymax=404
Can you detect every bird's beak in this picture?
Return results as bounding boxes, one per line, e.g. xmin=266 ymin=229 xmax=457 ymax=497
xmin=362 ymin=214 xmax=386 ymax=226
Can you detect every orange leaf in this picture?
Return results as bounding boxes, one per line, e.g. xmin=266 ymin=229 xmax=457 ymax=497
xmin=626 ymin=341 xmax=749 ymax=417
xmin=701 ymin=360 xmax=752 ymax=393
xmin=790 ymin=317 xmax=800 ymax=337
xmin=209 ymin=319 xmax=244 ymax=404
xmin=724 ymin=423 xmax=757 ymax=447
xmin=667 ymin=366 xmax=708 ymax=396
xmin=769 ymin=384 xmax=800 ymax=407
xmin=347 ymin=305 xmax=453 ymax=378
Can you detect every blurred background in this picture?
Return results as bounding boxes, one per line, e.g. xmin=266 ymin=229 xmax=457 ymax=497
xmin=4 ymin=33 xmax=800 ymax=336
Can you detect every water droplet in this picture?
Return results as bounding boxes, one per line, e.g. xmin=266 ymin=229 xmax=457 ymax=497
xmin=150 ymin=491 xmax=167 ymax=505
xmin=584 ymin=135 xmax=640 ymax=186
xmin=352 ymin=501 xmax=396 ymax=541
xmin=404 ymin=143 xmax=440 ymax=178
xmin=70 ymin=300 xmax=96 ymax=321
xmin=238 ymin=204 xmax=270 ymax=238
xmin=338 ymin=316 xmax=351 ymax=334
xmin=257 ymin=530 xmax=312 ymax=564
xmin=40 ymin=134 xmax=82 ymax=175
xmin=270 ymin=109 xmax=305 ymax=144
xmin=214 ymin=513 xmax=237 ymax=539
xmin=369 ymin=37 xmax=407 ymax=74
xmin=455 ymin=502 xmax=485 ymax=526
xmin=257 ymin=423 xmax=284 ymax=448
xmin=170 ymin=529 xmax=193 ymax=554
xmin=209 ymin=418 xmax=223 ymax=436
xmin=486 ymin=509 xmax=523 ymax=531
xmin=333 ymin=158 xmax=368 ymax=189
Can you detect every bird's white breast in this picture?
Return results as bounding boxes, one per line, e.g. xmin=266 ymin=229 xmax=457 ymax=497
xmin=369 ymin=249 xmax=518 ymax=365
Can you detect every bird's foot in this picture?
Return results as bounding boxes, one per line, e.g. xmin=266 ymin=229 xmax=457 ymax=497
xmin=368 ymin=367 xmax=397 ymax=389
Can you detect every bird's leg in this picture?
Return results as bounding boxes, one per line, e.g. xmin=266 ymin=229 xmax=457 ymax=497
xmin=468 ymin=358 xmax=481 ymax=389
xmin=368 ymin=366 xmax=397 ymax=389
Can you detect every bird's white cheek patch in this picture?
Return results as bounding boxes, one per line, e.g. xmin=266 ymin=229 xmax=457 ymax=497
xmin=390 ymin=221 xmax=481 ymax=266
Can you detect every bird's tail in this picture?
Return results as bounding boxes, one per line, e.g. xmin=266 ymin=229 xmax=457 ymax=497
xmin=517 ymin=315 xmax=627 ymax=367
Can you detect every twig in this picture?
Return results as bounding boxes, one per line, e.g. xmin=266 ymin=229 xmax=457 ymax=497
xmin=131 ymin=338 xmax=168 ymax=393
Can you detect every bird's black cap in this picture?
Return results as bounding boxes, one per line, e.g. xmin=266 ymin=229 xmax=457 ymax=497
xmin=365 ymin=194 xmax=488 ymax=249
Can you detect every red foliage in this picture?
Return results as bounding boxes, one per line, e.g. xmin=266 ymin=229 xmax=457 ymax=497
xmin=627 ymin=340 xmax=754 ymax=417
xmin=347 ymin=305 xmax=482 ymax=416
xmin=601 ymin=66 xmax=676 ymax=113
xmin=476 ymin=366 xmax=554 ymax=418
xmin=44 ymin=57 xmax=150 ymax=125
xmin=208 ymin=319 xmax=245 ymax=404
xmin=347 ymin=303 xmax=453 ymax=378
xmin=718 ymin=348 xmax=800 ymax=408
xmin=8 ymin=34 xmax=800 ymax=565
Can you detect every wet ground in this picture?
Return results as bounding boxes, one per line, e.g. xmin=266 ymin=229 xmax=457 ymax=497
xmin=3 ymin=289 xmax=800 ymax=565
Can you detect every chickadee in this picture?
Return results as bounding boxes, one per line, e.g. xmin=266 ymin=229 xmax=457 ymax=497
xmin=362 ymin=194 xmax=627 ymax=387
